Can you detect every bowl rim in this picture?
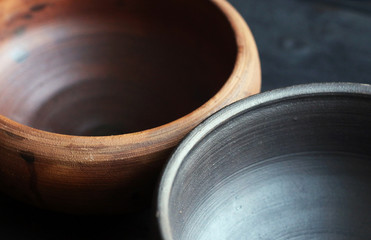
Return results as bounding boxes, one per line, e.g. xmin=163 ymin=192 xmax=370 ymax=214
xmin=0 ymin=0 xmax=260 ymax=159
xmin=156 ymin=82 xmax=371 ymax=240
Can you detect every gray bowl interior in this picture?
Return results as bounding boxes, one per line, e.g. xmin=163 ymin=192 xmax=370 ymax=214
xmin=159 ymin=84 xmax=371 ymax=240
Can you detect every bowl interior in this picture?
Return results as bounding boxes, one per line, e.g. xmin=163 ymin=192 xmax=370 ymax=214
xmin=164 ymin=92 xmax=371 ymax=239
xmin=0 ymin=0 xmax=236 ymax=136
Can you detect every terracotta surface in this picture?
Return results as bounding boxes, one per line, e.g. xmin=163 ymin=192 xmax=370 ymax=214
xmin=0 ymin=0 xmax=260 ymax=213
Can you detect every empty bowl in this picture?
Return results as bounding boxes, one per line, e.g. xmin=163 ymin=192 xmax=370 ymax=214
xmin=0 ymin=0 xmax=260 ymax=213
xmin=157 ymin=83 xmax=371 ymax=240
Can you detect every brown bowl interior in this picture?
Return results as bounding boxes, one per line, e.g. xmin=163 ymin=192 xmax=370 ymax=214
xmin=0 ymin=0 xmax=236 ymax=136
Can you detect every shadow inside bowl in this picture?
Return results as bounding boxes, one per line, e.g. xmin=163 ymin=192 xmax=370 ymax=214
xmin=0 ymin=0 xmax=236 ymax=136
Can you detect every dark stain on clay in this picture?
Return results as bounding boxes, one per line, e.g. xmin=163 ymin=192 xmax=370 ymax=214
xmin=22 ymin=13 xmax=33 ymax=20
xmin=0 ymin=129 xmax=26 ymax=140
xmin=30 ymin=3 xmax=48 ymax=12
xmin=20 ymin=151 xmax=35 ymax=163
xmin=20 ymin=151 xmax=44 ymax=205
xmin=67 ymin=143 xmax=107 ymax=150
xmin=6 ymin=13 xmax=32 ymax=26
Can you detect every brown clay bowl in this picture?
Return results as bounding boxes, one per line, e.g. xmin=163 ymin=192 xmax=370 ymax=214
xmin=0 ymin=0 xmax=260 ymax=213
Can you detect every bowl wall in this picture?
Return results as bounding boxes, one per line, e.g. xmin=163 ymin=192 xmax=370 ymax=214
xmin=0 ymin=0 xmax=261 ymax=213
xmin=0 ymin=0 xmax=236 ymax=136
xmin=158 ymin=83 xmax=371 ymax=240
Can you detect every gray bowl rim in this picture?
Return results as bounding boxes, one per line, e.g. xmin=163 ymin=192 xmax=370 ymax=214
xmin=156 ymin=82 xmax=371 ymax=240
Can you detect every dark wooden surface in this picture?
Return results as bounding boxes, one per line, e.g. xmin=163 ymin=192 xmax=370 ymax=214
xmin=1 ymin=0 xmax=370 ymax=239
xmin=232 ymin=0 xmax=371 ymax=91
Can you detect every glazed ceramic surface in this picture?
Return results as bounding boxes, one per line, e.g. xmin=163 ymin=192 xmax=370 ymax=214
xmin=158 ymin=83 xmax=371 ymax=240
xmin=0 ymin=0 xmax=260 ymax=213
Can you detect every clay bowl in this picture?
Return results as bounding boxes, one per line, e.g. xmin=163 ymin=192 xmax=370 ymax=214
xmin=157 ymin=83 xmax=371 ymax=240
xmin=0 ymin=0 xmax=260 ymax=214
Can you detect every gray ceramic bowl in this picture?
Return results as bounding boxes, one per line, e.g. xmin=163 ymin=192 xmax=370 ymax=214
xmin=157 ymin=83 xmax=371 ymax=240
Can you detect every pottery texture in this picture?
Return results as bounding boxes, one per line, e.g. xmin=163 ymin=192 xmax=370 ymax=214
xmin=0 ymin=0 xmax=260 ymax=213
xmin=158 ymin=83 xmax=371 ymax=240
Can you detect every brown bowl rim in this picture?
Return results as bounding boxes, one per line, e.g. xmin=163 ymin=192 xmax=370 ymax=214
xmin=0 ymin=0 xmax=260 ymax=159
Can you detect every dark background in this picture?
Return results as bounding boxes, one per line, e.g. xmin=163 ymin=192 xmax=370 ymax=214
xmin=1 ymin=0 xmax=370 ymax=239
